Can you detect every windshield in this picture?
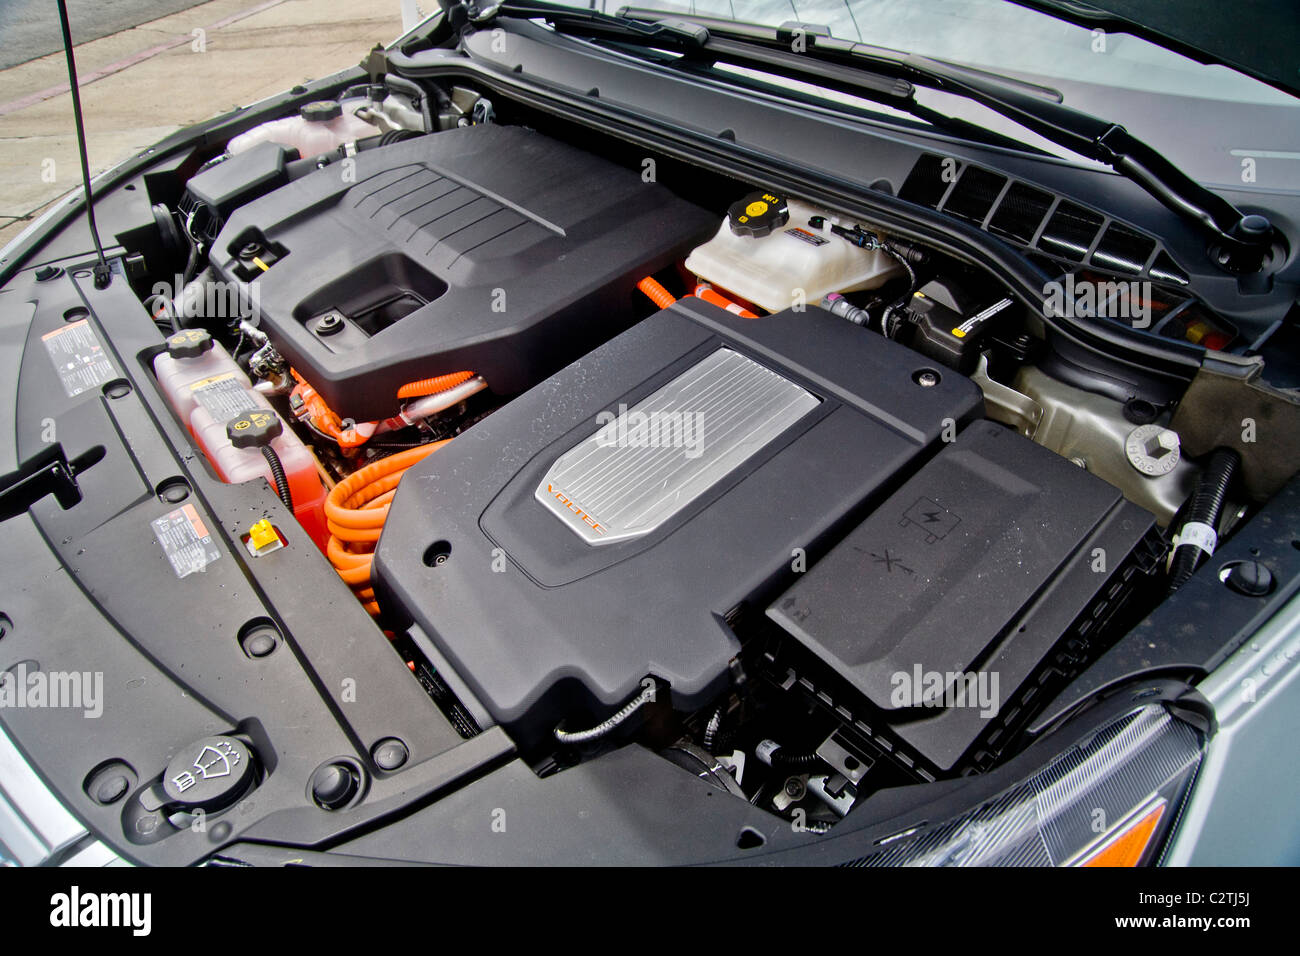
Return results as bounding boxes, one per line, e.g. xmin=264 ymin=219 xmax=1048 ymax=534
xmin=593 ymin=0 xmax=1290 ymax=104
xmin=538 ymin=0 xmax=1299 ymax=190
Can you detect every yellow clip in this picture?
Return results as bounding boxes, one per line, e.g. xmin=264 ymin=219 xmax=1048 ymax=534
xmin=252 ymin=256 xmax=270 ymax=272
xmin=249 ymin=519 xmax=279 ymax=551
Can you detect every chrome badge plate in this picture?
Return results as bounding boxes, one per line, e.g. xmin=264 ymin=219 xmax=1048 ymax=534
xmin=536 ymin=347 xmax=819 ymax=545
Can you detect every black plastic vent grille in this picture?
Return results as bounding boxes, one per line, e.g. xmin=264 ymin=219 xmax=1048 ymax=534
xmin=898 ymin=153 xmax=952 ymax=209
xmin=988 ymin=182 xmax=1054 ymax=245
xmin=1149 ymin=250 xmax=1191 ymax=286
xmin=1038 ymin=201 xmax=1105 ymax=262
xmin=943 ymin=166 xmax=1007 ymax=225
xmin=1091 ymin=222 xmax=1157 ymax=275
xmin=178 ymin=191 xmax=222 ymax=245
xmin=899 ymin=153 xmax=1182 ymax=285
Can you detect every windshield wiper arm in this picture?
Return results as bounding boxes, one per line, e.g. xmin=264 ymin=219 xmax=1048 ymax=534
xmin=458 ymin=1 xmax=914 ymax=96
xmin=889 ymin=52 xmax=1275 ymax=270
xmin=458 ymin=5 xmax=1056 ymax=154
xmin=458 ymin=1 xmax=1275 ymax=272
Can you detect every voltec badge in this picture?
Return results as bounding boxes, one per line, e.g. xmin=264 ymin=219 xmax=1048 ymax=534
xmin=728 ymin=190 xmax=789 ymax=238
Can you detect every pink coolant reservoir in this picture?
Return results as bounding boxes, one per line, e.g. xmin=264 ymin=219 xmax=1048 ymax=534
xmin=226 ymin=99 xmax=379 ymax=161
xmin=153 ymin=328 xmax=247 ymax=429
xmin=154 ymin=329 xmax=328 ymax=551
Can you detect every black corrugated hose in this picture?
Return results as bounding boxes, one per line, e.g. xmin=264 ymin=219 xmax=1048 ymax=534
xmin=1167 ymin=447 xmax=1240 ymax=595
xmin=769 ymin=747 xmax=825 ymax=771
xmin=378 ymin=129 xmax=422 ymax=146
xmin=260 ymin=445 xmax=294 ymax=511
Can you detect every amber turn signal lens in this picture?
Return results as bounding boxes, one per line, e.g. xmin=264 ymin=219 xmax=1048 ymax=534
xmin=1078 ymin=799 xmax=1167 ymax=867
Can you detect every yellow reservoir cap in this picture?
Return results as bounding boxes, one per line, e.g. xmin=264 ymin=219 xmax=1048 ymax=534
xmin=249 ymin=519 xmax=279 ymax=551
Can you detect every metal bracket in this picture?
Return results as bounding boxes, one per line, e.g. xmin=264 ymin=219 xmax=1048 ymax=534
xmin=972 ymin=352 xmax=1042 ymax=438
xmin=0 ymin=444 xmax=101 ymax=523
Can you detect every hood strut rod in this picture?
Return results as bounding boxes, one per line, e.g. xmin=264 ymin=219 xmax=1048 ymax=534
xmin=56 ymin=0 xmax=112 ymax=289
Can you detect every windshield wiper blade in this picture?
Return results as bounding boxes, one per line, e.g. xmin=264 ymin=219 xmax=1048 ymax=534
xmin=462 ymin=1 xmax=911 ymax=95
xmin=463 ymin=1 xmax=1275 ymax=272
xmin=460 ymin=0 xmax=710 ymax=43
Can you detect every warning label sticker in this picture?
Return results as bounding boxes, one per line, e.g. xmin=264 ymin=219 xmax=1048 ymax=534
xmin=190 ymin=373 xmax=259 ymax=420
xmin=784 ymin=227 xmax=830 ymax=247
xmin=41 ymin=319 xmax=115 ymax=397
xmin=151 ymin=504 xmax=221 ymax=578
xmin=950 ymin=296 xmax=1013 ymax=340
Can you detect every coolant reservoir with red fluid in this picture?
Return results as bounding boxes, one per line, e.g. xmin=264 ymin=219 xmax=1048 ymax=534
xmin=153 ymin=329 xmax=329 ymax=551
xmin=153 ymin=329 xmax=248 ymax=430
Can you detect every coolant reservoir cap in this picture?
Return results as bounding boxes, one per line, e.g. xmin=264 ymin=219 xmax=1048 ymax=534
xmin=226 ymin=409 xmax=283 ymax=448
xmin=300 ymin=100 xmax=343 ymax=123
xmin=727 ymin=191 xmax=789 ymax=238
xmin=166 ymin=328 xmax=213 ymax=359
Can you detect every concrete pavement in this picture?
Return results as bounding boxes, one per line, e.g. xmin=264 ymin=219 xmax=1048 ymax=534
xmin=0 ymin=0 xmax=209 ymax=70
xmin=0 ymin=0 xmax=407 ymax=248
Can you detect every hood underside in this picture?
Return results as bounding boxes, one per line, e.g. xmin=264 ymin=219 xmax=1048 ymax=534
xmin=1010 ymin=0 xmax=1300 ymax=98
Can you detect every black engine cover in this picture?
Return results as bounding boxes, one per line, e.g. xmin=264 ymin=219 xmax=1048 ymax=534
xmin=373 ymin=299 xmax=983 ymax=748
xmin=209 ymin=124 xmax=716 ymax=421
xmin=767 ymin=419 xmax=1159 ymax=771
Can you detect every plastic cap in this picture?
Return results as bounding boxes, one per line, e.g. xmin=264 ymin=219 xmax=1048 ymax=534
xmin=162 ymin=735 xmax=253 ymax=811
xmin=226 ymin=409 xmax=283 ymax=448
xmin=248 ymin=519 xmax=279 ymax=551
xmin=727 ymin=191 xmax=789 ymax=238
xmin=300 ymin=100 xmax=343 ymax=123
xmin=166 ymin=328 xmax=213 ymax=359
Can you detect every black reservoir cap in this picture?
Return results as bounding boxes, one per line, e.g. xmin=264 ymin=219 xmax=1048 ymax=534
xmin=727 ymin=191 xmax=789 ymax=238
xmin=301 ymin=100 xmax=342 ymax=122
xmin=226 ymin=409 xmax=282 ymax=448
xmin=166 ymin=328 xmax=213 ymax=359
xmin=163 ymin=735 xmax=254 ymax=811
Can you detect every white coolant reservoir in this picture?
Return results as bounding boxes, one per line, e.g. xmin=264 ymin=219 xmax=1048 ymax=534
xmin=684 ymin=194 xmax=903 ymax=313
xmin=226 ymin=99 xmax=379 ymax=160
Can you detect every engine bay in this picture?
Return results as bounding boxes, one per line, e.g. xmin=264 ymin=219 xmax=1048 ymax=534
xmin=91 ymin=66 xmax=1296 ymax=838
